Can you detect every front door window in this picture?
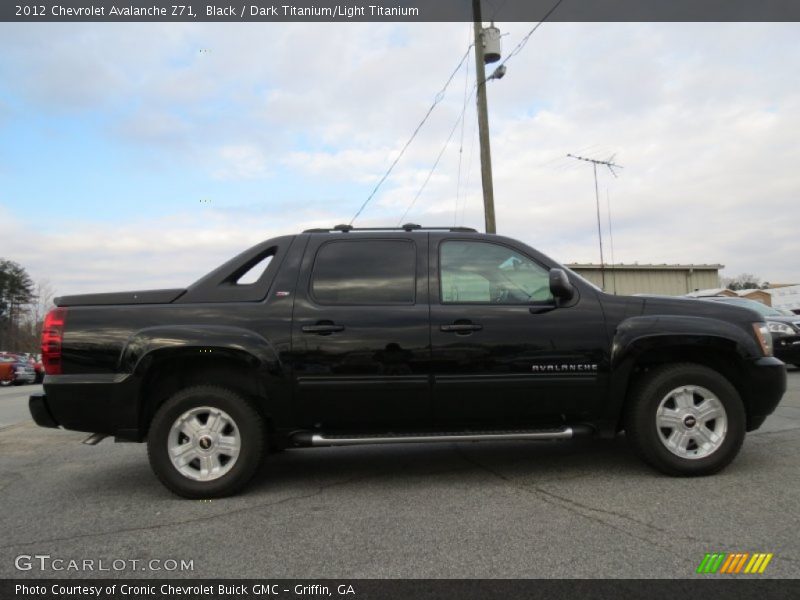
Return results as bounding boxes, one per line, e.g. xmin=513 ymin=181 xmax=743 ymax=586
xmin=440 ymin=240 xmax=552 ymax=304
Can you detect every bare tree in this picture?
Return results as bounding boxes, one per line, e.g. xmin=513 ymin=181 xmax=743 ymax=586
xmin=15 ymin=280 xmax=57 ymax=354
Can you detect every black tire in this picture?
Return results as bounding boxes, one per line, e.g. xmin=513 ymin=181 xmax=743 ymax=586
xmin=147 ymin=385 xmax=265 ymax=498
xmin=624 ymin=363 xmax=746 ymax=476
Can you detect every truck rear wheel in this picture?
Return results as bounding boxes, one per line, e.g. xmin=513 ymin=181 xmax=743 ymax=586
xmin=147 ymin=385 xmax=265 ymax=498
xmin=625 ymin=363 xmax=746 ymax=476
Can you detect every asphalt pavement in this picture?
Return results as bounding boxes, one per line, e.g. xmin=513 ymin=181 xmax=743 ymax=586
xmin=0 ymin=370 xmax=798 ymax=579
xmin=0 ymin=383 xmax=42 ymax=428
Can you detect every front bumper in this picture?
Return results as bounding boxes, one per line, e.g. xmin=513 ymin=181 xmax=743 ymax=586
xmin=740 ymin=356 xmax=787 ymax=431
xmin=29 ymin=393 xmax=59 ymax=428
xmin=774 ymin=334 xmax=800 ymax=365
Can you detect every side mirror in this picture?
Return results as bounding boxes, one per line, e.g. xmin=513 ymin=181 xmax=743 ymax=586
xmin=549 ymin=268 xmax=575 ymax=304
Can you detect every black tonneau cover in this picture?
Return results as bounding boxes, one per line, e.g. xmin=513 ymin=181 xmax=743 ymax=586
xmin=55 ymin=289 xmax=185 ymax=307
xmin=53 ymin=234 xmax=297 ymax=307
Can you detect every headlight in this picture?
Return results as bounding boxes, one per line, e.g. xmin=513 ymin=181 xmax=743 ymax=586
xmin=752 ymin=323 xmax=774 ymax=357
xmin=767 ymin=322 xmax=796 ymax=336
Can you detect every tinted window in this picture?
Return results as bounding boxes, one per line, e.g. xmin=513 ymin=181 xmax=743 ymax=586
xmin=311 ymin=240 xmax=416 ymax=305
xmin=440 ymin=241 xmax=552 ymax=304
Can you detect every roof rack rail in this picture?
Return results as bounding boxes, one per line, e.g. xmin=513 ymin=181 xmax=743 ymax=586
xmin=302 ymin=224 xmax=478 ymax=233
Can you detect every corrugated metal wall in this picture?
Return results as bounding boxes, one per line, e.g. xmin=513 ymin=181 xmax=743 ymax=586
xmin=572 ymin=268 xmax=720 ymax=296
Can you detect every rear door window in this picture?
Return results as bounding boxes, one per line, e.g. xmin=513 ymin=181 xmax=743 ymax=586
xmin=310 ymin=240 xmax=416 ymax=305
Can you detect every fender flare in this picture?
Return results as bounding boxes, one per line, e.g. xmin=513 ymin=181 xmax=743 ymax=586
xmin=115 ymin=325 xmax=285 ymax=438
xmin=602 ymin=315 xmax=760 ymax=431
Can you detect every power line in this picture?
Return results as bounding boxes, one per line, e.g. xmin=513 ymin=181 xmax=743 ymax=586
xmin=403 ymin=62 xmax=501 ymax=225
xmin=399 ymin=86 xmax=477 ymax=226
xmin=455 ymin=25 xmax=473 ymax=226
xmin=458 ymin=109 xmax=479 ymax=226
xmin=497 ymin=0 xmax=566 ymax=69
xmin=467 ymin=0 xmax=563 ymax=232
xmin=349 ymin=45 xmax=473 ymax=225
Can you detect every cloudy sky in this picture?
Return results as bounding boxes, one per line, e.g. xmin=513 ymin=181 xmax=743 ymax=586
xmin=0 ymin=21 xmax=798 ymax=296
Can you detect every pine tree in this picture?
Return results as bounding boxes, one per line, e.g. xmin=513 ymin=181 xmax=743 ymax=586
xmin=0 ymin=259 xmax=35 ymax=351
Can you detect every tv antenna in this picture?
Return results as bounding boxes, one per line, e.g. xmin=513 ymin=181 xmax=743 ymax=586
xmin=567 ymin=153 xmax=623 ymax=291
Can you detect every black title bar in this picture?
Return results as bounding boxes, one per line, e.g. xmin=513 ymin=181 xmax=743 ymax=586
xmin=3 ymin=0 xmax=800 ymax=22
xmin=4 ymin=579 xmax=800 ymax=600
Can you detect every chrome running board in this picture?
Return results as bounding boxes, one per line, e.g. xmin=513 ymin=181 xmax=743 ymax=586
xmin=291 ymin=426 xmax=591 ymax=447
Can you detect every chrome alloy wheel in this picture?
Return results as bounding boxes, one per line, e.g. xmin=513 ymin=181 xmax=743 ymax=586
xmin=167 ymin=406 xmax=241 ymax=481
xmin=656 ymin=385 xmax=728 ymax=459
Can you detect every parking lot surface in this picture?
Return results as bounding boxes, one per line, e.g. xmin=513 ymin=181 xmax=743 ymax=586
xmin=1 ymin=370 xmax=798 ymax=579
xmin=0 ymin=384 xmax=42 ymax=428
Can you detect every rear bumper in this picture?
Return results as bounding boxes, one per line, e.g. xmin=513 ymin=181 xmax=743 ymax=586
xmin=29 ymin=393 xmax=59 ymax=428
xmin=741 ymin=357 xmax=787 ymax=431
xmin=33 ymin=373 xmax=140 ymax=437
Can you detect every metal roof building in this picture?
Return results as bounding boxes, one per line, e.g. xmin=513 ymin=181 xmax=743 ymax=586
xmin=566 ymin=263 xmax=724 ymax=296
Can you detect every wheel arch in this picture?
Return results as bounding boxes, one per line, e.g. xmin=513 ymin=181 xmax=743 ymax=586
xmin=118 ymin=325 xmax=288 ymax=440
xmin=605 ymin=324 xmax=756 ymax=434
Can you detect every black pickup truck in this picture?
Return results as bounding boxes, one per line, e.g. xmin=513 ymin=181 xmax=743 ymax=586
xmin=30 ymin=225 xmax=786 ymax=498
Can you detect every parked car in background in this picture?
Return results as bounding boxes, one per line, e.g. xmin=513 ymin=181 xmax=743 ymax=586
xmin=30 ymin=355 xmax=44 ymax=383
xmin=16 ymin=353 xmax=46 ymax=383
xmin=0 ymin=354 xmax=37 ymax=386
xmin=698 ymin=296 xmax=800 ymax=367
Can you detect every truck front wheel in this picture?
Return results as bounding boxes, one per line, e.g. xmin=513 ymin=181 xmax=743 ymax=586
xmin=147 ymin=385 xmax=265 ymax=498
xmin=625 ymin=364 xmax=746 ymax=476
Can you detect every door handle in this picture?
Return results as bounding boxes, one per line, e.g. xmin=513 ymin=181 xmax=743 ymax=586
xmin=440 ymin=323 xmax=483 ymax=333
xmin=302 ymin=323 xmax=345 ymax=335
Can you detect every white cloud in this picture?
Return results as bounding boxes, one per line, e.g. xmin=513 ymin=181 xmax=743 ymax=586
xmin=1 ymin=22 xmax=799 ymax=288
xmin=213 ymin=144 xmax=271 ymax=180
xmin=0 ymin=204 xmax=345 ymax=296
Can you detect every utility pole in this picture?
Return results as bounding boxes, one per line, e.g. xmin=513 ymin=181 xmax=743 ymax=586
xmin=472 ymin=0 xmax=496 ymax=234
xmin=567 ymin=153 xmax=623 ymax=291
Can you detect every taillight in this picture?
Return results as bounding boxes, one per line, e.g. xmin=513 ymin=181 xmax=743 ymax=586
xmin=41 ymin=307 xmax=67 ymax=375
